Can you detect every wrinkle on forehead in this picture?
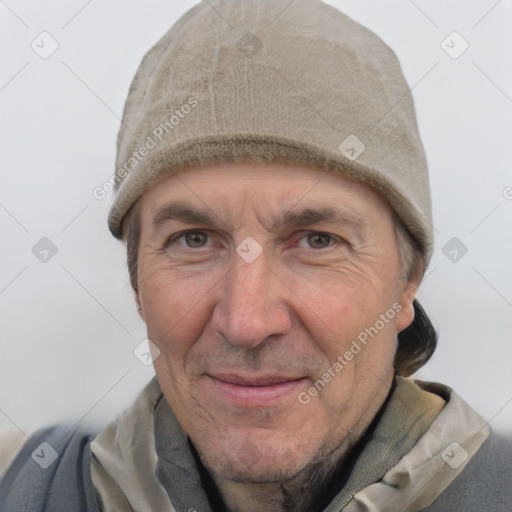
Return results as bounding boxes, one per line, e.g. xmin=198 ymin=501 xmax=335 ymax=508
xmin=142 ymin=162 xmax=389 ymax=238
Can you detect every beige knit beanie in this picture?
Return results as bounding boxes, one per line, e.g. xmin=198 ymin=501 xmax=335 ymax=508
xmin=108 ymin=0 xmax=433 ymax=268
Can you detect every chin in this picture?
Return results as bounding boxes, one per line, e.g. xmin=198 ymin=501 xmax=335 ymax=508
xmin=192 ymin=428 xmax=316 ymax=484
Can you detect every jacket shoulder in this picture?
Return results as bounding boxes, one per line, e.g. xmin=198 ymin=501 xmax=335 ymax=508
xmin=424 ymin=430 xmax=512 ymax=512
xmin=0 ymin=425 xmax=101 ymax=512
xmin=0 ymin=430 xmax=29 ymax=476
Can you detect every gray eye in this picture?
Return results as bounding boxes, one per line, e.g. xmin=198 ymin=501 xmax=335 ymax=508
xmin=185 ymin=232 xmax=208 ymax=247
xmin=307 ymin=233 xmax=332 ymax=249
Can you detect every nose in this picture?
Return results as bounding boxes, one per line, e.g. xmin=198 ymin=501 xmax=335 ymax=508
xmin=211 ymin=252 xmax=292 ymax=349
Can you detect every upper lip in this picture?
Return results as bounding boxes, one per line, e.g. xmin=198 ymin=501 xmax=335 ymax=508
xmin=208 ymin=372 xmax=305 ymax=387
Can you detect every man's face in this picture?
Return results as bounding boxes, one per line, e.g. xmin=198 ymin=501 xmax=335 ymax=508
xmin=135 ymin=162 xmax=418 ymax=483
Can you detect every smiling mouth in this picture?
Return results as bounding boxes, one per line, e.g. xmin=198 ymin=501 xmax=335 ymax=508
xmin=206 ymin=373 xmax=307 ymax=407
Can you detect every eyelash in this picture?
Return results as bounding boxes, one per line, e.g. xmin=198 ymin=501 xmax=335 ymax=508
xmin=164 ymin=230 xmax=342 ymax=251
xmin=165 ymin=230 xmax=214 ymax=248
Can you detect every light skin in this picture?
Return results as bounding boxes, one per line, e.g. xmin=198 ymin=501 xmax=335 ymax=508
xmin=132 ymin=162 xmax=420 ymax=511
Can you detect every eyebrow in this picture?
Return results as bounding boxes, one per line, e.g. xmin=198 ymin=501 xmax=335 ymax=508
xmin=267 ymin=206 xmax=367 ymax=232
xmin=152 ymin=201 xmax=217 ymax=231
xmin=151 ymin=201 xmax=367 ymax=234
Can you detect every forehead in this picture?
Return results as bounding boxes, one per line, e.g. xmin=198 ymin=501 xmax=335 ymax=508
xmin=137 ymin=162 xmax=393 ymax=227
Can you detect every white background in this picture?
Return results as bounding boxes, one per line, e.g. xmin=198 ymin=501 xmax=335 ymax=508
xmin=1 ymin=0 xmax=511 ymax=437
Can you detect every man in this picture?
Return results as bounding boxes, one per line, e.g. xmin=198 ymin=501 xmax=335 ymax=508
xmin=1 ymin=1 xmax=510 ymax=511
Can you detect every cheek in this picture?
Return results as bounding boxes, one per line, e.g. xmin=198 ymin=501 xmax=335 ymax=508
xmin=138 ymin=266 xmax=219 ymax=357
xmin=287 ymin=269 xmax=399 ymax=369
xmin=288 ymin=271 xmax=372 ymax=333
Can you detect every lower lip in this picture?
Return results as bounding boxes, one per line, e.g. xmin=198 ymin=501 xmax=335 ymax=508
xmin=207 ymin=376 xmax=306 ymax=407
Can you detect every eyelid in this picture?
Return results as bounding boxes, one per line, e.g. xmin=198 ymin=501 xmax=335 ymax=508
xmin=163 ymin=229 xmax=346 ymax=250
xmin=165 ymin=229 xmax=214 ymax=248
xmin=293 ymin=231 xmax=343 ymax=249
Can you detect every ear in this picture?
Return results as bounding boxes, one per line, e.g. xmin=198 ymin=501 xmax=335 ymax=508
xmin=395 ymin=258 xmax=423 ymax=334
xmin=134 ymin=289 xmax=145 ymax=321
